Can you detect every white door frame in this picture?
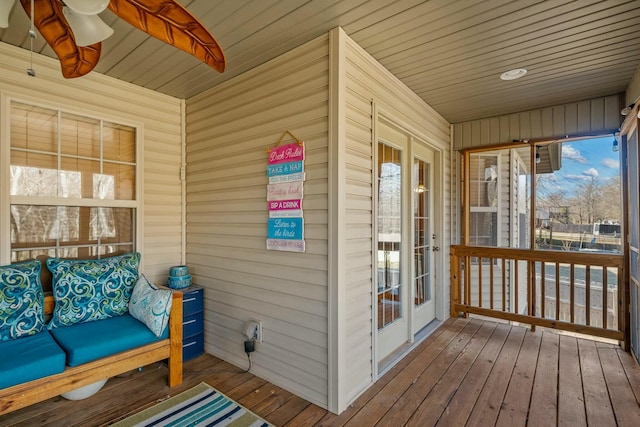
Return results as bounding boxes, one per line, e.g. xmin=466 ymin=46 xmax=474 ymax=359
xmin=372 ymin=106 xmax=445 ymax=376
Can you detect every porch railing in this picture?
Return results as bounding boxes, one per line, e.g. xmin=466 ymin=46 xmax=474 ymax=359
xmin=450 ymin=245 xmax=626 ymax=342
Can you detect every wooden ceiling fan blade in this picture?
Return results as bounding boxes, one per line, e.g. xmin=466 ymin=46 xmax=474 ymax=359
xmin=108 ymin=0 xmax=225 ymax=73
xmin=19 ymin=0 xmax=101 ymax=78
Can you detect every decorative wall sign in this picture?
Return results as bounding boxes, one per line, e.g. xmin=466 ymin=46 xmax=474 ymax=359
xmin=268 ymin=142 xmax=305 ymax=164
xmin=268 ymin=199 xmax=302 ymax=218
xmin=266 ymin=131 xmax=306 ymax=252
xmin=267 ymin=161 xmax=304 ymax=177
xmin=267 ymin=181 xmax=303 ymax=201
xmin=269 ymin=199 xmax=302 ymax=210
xmin=266 ymin=239 xmax=306 ymax=252
xmin=267 ymin=217 xmax=304 ymax=240
xmin=269 ymin=172 xmax=305 ymax=184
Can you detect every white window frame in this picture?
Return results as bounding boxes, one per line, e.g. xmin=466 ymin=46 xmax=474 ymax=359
xmin=0 ymin=95 xmax=144 ymax=264
xmin=468 ymin=153 xmax=501 ymax=247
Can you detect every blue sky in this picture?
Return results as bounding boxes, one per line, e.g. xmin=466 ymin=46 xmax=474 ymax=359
xmin=544 ymin=136 xmax=620 ymax=197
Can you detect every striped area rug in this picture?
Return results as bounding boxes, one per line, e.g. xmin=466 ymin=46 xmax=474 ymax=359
xmin=112 ymin=382 xmax=273 ymax=427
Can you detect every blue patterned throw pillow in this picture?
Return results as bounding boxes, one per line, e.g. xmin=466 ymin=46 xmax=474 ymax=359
xmin=129 ymin=274 xmax=172 ymax=337
xmin=47 ymin=252 xmax=141 ymax=329
xmin=0 ymin=260 xmax=45 ymax=341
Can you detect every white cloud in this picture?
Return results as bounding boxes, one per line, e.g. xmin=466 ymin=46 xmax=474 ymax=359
xmin=583 ymin=168 xmax=599 ymax=177
xmin=562 ymin=145 xmax=587 ymax=163
xmin=602 ymin=158 xmax=619 ymax=169
xmin=565 ymin=174 xmax=590 ymax=182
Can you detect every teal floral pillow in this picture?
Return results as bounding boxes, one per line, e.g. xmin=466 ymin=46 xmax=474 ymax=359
xmin=47 ymin=252 xmax=141 ymax=329
xmin=0 ymin=260 xmax=45 ymax=341
xmin=129 ymin=275 xmax=172 ymax=337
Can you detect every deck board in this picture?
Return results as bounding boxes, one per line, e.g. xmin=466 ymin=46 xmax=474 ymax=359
xmin=465 ymin=326 xmax=525 ymax=427
xmin=284 ymin=404 xmax=329 ymax=426
xmin=528 ymin=331 xmax=560 ymax=426
xmin=436 ymin=323 xmax=511 ymax=426
xmin=558 ymin=334 xmax=587 ymax=426
xmin=372 ymin=319 xmax=484 ymax=427
xmin=599 ymin=347 xmax=640 ymax=426
xmin=1 ymin=318 xmax=638 ymax=427
xmin=404 ymin=322 xmax=498 ymax=426
xmin=341 ymin=318 xmax=473 ymax=426
xmin=314 ymin=318 xmax=461 ymax=427
xmin=577 ymin=338 xmax=616 ymax=427
xmin=618 ymin=346 xmax=640 ymax=405
xmin=495 ymin=327 xmax=542 ymax=426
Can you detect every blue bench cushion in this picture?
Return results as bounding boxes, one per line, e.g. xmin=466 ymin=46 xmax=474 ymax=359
xmin=49 ymin=313 xmax=167 ymax=366
xmin=0 ymin=331 xmax=66 ymax=388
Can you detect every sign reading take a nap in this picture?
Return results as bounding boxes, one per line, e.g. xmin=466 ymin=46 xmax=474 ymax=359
xmin=266 ymin=139 xmax=306 ymax=252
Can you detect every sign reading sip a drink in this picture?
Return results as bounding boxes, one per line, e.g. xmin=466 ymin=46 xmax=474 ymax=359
xmin=268 ymin=199 xmax=302 ymax=218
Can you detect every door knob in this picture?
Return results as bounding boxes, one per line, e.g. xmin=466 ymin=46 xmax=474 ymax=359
xmin=433 ymin=246 xmax=440 ymax=251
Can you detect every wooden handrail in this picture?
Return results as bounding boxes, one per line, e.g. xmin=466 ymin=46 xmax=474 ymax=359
xmin=450 ymin=245 xmax=624 ymax=267
xmin=450 ymin=245 xmax=626 ymax=344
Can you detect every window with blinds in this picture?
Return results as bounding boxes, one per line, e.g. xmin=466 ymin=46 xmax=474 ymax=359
xmin=9 ymin=102 xmax=138 ymax=264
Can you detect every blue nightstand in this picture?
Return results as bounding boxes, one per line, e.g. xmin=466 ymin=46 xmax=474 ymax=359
xmin=181 ymin=286 xmax=204 ymax=361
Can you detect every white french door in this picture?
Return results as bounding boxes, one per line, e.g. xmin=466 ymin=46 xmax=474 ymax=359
xmin=376 ymin=135 xmax=407 ymax=361
xmin=376 ymin=119 xmax=438 ymax=362
xmin=411 ymin=144 xmax=436 ymax=334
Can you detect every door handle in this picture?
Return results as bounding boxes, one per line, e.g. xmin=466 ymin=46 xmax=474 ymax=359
xmin=433 ymin=246 xmax=440 ymax=252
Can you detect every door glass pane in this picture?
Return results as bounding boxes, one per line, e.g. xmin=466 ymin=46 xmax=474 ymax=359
xmin=378 ymin=143 xmax=402 ymax=330
xmin=414 ymin=158 xmax=430 ymax=306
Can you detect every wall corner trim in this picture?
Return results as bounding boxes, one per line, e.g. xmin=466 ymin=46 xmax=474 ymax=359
xmin=327 ymin=26 xmax=348 ymax=415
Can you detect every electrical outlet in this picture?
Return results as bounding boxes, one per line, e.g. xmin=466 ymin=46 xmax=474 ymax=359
xmin=244 ymin=319 xmax=263 ymax=343
xmin=252 ymin=319 xmax=263 ymax=343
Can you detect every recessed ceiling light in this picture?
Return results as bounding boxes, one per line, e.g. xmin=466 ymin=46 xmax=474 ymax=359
xmin=500 ymin=68 xmax=527 ymax=80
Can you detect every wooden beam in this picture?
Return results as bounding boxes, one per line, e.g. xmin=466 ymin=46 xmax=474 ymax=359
xmin=450 ymin=245 xmax=624 ymax=267
xmin=0 ymin=341 xmax=170 ymax=415
xmin=454 ymin=304 xmax=624 ymax=341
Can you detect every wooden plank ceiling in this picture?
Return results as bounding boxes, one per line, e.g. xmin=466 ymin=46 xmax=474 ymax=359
xmin=1 ymin=0 xmax=639 ymax=123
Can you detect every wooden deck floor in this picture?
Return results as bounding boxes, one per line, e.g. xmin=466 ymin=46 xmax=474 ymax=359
xmin=2 ymin=317 xmax=639 ymax=426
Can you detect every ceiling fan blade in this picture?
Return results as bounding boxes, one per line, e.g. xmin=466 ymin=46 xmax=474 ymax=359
xmin=20 ymin=0 xmax=101 ymax=78
xmin=108 ymin=0 xmax=225 ymax=73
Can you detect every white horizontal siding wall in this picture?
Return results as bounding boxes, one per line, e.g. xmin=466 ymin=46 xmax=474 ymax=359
xmin=333 ymin=27 xmax=452 ymax=411
xmin=0 ymin=42 xmax=184 ymax=283
xmin=453 ymin=95 xmax=623 ymax=150
xmin=185 ymin=35 xmax=330 ymax=408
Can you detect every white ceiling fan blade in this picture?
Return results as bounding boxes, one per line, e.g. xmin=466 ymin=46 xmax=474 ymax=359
xmin=0 ymin=0 xmax=16 ymax=28
xmin=64 ymin=0 xmax=110 ymax=15
xmin=63 ymin=6 xmax=113 ymax=47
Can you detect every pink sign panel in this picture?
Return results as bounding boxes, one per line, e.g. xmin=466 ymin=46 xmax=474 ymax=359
xmin=268 ymin=199 xmax=302 ymax=211
xmin=268 ymin=143 xmax=305 ymax=165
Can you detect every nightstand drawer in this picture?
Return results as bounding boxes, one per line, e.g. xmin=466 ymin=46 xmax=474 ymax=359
xmin=183 ymin=312 xmax=204 ymax=338
xmin=183 ymin=332 xmax=204 ymax=361
xmin=182 ymin=286 xmax=203 ymax=316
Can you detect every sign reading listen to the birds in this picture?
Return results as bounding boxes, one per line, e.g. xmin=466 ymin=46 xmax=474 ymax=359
xmin=267 ymin=218 xmax=304 ymax=240
xmin=266 ymin=136 xmax=305 ymax=252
